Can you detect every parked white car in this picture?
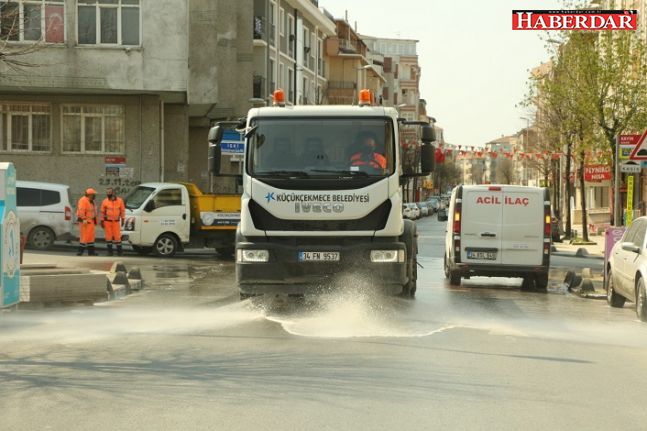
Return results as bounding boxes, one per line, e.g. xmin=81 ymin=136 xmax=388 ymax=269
xmin=416 ymin=202 xmax=429 ymax=217
xmin=607 ymin=216 xmax=647 ymax=322
xmin=16 ymin=180 xmax=74 ymax=249
xmin=403 ymin=203 xmax=420 ymax=220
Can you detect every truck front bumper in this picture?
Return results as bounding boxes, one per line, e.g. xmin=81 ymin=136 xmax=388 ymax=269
xmin=236 ymin=238 xmax=408 ymax=296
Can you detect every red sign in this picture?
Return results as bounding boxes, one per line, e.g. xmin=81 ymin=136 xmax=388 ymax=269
xmin=584 ymin=165 xmax=612 ymax=182
xmin=620 ymin=134 xmax=642 ymax=145
xmin=105 ymin=156 xmax=126 ymax=165
xmin=627 ymin=130 xmax=647 ymax=160
xmin=512 ymin=10 xmax=638 ymax=31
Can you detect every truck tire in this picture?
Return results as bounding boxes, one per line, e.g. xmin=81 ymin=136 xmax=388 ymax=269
xmin=153 ymin=233 xmax=178 ymax=257
xmin=28 ymin=226 xmax=55 ymax=250
xmin=521 ymin=277 xmax=535 ymax=292
xmin=449 ymin=270 xmax=461 ymax=286
xmin=400 ymin=220 xmax=418 ymax=298
xmin=402 ymin=256 xmax=417 ymax=298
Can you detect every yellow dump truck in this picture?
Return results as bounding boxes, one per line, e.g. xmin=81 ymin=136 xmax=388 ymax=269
xmin=122 ymin=182 xmax=240 ymax=257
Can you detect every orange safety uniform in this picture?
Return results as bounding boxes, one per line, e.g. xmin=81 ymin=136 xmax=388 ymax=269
xmin=350 ymin=151 xmax=387 ymax=170
xmin=77 ymin=196 xmax=98 ymax=248
xmin=100 ymin=197 xmax=126 ymax=246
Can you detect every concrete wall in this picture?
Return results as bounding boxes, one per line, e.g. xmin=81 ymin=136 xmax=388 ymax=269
xmin=188 ymin=0 xmax=254 ymax=119
xmin=0 ymin=94 xmax=162 ymax=200
xmin=163 ymin=104 xmax=190 ymax=182
xmin=0 ymin=0 xmax=188 ymax=94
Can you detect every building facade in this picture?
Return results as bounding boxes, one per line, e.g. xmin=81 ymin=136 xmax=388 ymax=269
xmin=0 ymin=0 xmax=253 ymax=198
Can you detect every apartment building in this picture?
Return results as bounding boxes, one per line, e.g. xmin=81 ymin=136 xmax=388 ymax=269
xmin=253 ymin=0 xmax=335 ymax=105
xmin=0 ymin=0 xmax=253 ymax=197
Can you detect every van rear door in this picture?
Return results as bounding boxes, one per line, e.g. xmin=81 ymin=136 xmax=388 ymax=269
xmin=461 ymin=186 xmax=503 ymax=264
xmin=500 ymin=187 xmax=543 ymax=266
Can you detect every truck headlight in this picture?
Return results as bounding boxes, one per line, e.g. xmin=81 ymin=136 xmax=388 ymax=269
xmin=237 ymin=249 xmax=270 ymax=263
xmin=123 ymin=217 xmax=136 ymax=231
xmin=370 ymin=250 xmax=404 ymax=263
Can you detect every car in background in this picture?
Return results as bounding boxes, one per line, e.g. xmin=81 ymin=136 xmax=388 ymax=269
xmin=16 ymin=181 xmax=74 ymax=250
xmin=426 ymin=197 xmax=439 ymax=214
xmin=416 ymin=202 xmax=429 ymax=217
xmin=403 ymin=203 xmax=420 ymax=220
xmin=606 ymin=216 xmax=647 ymax=322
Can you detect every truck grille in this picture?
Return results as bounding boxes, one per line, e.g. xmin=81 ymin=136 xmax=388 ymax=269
xmin=248 ymin=199 xmax=392 ymax=231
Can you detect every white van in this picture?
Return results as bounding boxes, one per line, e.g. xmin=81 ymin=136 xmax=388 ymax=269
xmin=16 ymin=180 xmax=74 ymax=249
xmin=443 ymin=185 xmax=551 ymax=291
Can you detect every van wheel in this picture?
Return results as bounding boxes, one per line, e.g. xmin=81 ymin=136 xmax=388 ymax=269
xmin=154 ymin=234 xmax=178 ymax=257
xmin=607 ymin=270 xmax=626 ymax=308
xmin=636 ymin=278 xmax=647 ymax=322
xmin=521 ymin=277 xmax=535 ymax=292
xmin=449 ymin=269 xmax=461 ymax=286
xmin=28 ymin=226 xmax=55 ymax=250
xmin=535 ymin=273 xmax=549 ymax=292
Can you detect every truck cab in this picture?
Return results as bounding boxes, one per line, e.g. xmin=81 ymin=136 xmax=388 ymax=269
xmin=122 ymin=182 xmax=240 ymax=257
xmin=209 ymin=89 xmax=435 ymax=298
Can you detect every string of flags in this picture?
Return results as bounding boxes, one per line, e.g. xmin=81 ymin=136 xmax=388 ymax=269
xmin=415 ymin=142 xmax=611 ymax=164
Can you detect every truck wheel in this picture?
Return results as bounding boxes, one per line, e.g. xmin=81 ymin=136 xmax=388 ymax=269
xmin=28 ymin=226 xmax=55 ymax=250
xmin=154 ymin=233 xmax=178 ymax=257
xmin=535 ymin=273 xmax=549 ymax=292
xmin=132 ymin=245 xmax=153 ymax=256
xmin=449 ymin=270 xmax=461 ymax=286
xmin=402 ymin=256 xmax=417 ymax=298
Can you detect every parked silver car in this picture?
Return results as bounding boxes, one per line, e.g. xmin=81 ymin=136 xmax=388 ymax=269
xmin=17 ymin=181 xmax=74 ymax=250
xmin=607 ymin=216 xmax=647 ymax=322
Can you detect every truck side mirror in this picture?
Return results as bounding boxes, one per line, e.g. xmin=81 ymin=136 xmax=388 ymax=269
xmin=208 ymin=126 xmax=223 ymax=175
xmin=144 ymin=200 xmax=155 ymax=213
xmin=421 ymin=125 xmax=436 ymax=143
xmin=421 ymin=143 xmax=434 ymax=174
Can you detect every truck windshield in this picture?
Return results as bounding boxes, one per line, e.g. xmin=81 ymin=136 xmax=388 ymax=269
xmin=248 ymin=117 xmax=395 ymax=177
xmin=125 ymin=186 xmax=155 ymax=210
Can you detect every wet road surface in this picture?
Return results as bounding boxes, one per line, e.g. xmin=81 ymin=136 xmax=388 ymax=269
xmin=2 ymin=217 xmax=646 ymax=430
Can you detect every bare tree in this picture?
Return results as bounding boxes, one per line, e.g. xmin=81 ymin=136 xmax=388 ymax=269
xmin=0 ymin=3 xmax=45 ymax=72
xmin=496 ymin=158 xmax=515 ymax=184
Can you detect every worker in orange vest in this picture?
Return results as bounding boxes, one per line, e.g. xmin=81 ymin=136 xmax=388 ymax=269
xmin=76 ymin=188 xmax=98 ymax=256
xmin=100 ymin=187 xmax=126 ymax=256
xmin=350 ymin=131 xmax=387 ymax=173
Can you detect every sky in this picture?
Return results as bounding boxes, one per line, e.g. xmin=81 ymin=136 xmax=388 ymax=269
xmin=319 ymin=0 xmax=562 ymax=148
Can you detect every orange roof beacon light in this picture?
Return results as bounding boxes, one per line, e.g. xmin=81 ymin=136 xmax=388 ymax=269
xmin=273 ymin=89 xmax=286 ymax=107
xmin=358 ymin=89 xmax=372 ymax=106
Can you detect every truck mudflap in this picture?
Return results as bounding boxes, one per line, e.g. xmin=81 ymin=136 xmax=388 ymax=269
xmin=236 ymin=238 xmax=408 ymax=296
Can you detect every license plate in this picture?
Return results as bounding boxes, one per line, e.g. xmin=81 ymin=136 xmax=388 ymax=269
xmin=467 ymin=251 xmax=497 ymax=260
xmin=298 ymin=251 xmax=340 ymax=262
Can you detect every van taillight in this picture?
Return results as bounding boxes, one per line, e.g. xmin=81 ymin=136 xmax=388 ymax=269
xmin=543 ymin=202 xmax=551 ymax=264
xmin=65 ymin=206 xmax=72 ymax=221
xmin=453 ymin=204 xmax=462 ymax=234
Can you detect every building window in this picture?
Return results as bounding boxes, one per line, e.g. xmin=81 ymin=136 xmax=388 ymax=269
xmin=77 ymin=0 xmax=139 ymax=46
xmin=0 ymin=103 xmax=51 ymax=152
xmin=0 ymin=0 xmax=65 ymax=43
xmin=62 ymin=105 xmax=125 ymax=154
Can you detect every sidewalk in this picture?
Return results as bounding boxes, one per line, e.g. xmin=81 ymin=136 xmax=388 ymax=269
xmin=552 ymin=224 xmax=606 ymax=259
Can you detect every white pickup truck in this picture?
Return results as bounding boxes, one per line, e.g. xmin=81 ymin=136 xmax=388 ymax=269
xmin=122 ymin=182 xmax=240 ymax=257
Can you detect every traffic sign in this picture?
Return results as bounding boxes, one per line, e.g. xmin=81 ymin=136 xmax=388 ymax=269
xmin=621 ymin=161 xmax=642 ymax=173
xmin=627 ymin=130 xmax=647 ymax=160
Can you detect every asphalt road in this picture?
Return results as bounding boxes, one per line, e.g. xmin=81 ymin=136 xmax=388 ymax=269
xmin=2 ymin=216 xmax=646 ymax=430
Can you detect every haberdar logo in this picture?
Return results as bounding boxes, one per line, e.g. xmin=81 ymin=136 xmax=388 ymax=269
xmin=512 ymin=10 xmax=638 ymax=31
